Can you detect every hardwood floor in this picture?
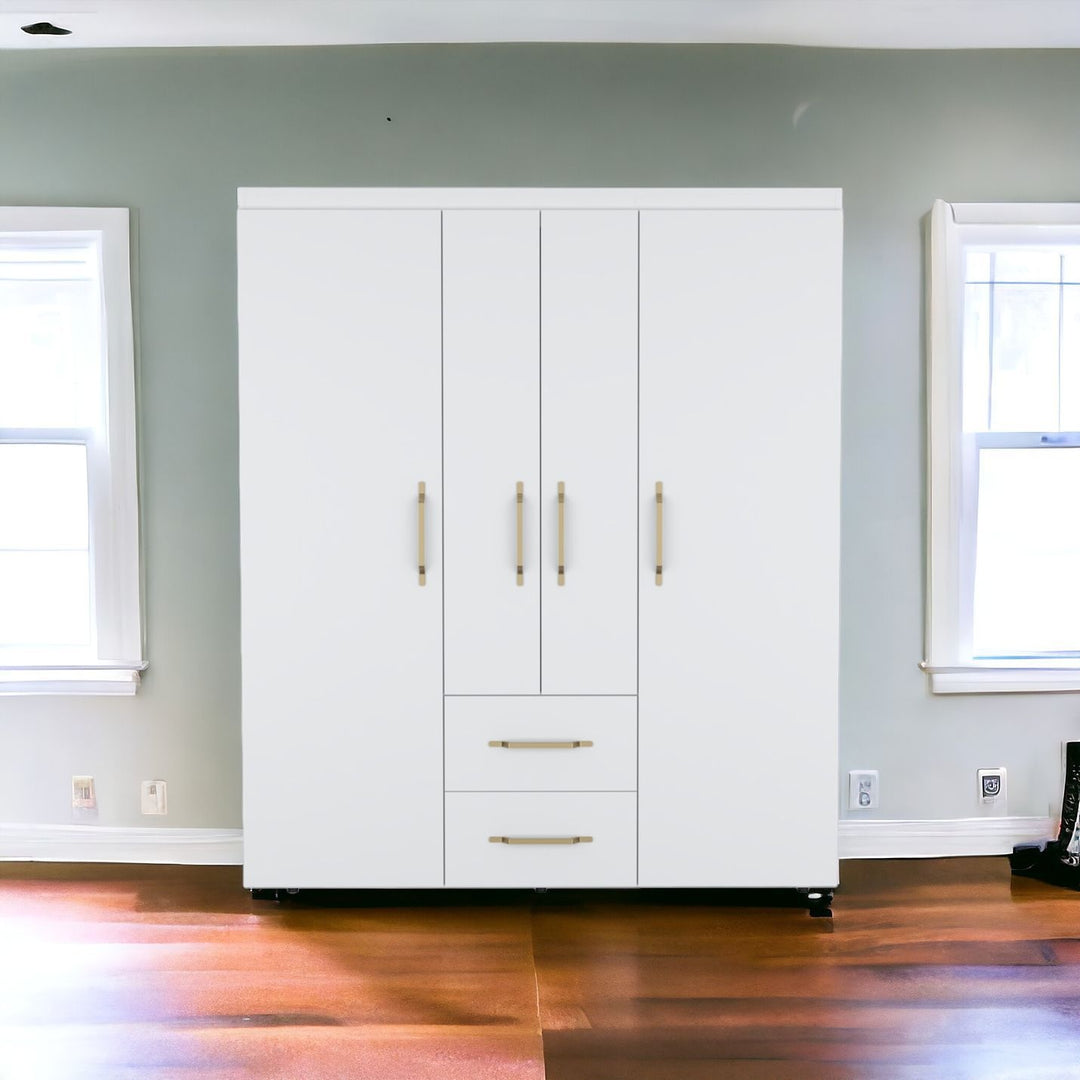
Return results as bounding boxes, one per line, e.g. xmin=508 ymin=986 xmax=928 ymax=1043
xmin=1 ymin=858 xmax=1078 ymax=1078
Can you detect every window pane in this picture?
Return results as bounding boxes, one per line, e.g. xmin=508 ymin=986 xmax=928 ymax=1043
xmin=1065 ymin=252 xmax=1080 ymax=285
xmin=0 ymin=444 xmax=88 ymax=549
xmin=973 ymin=447 xmax=1080 ymax=657
xmin=993 ymin=250 xmax=1061 ymax=283
xmin=0 ymin=240 xmax=103 ymax=429
xmin=0 ymin=552 xmax=91 ymax=647
xmin=966 ymin=252 xmax=991 ymax=282
xmin=990 ymin=284 xmax=1060 ymax=431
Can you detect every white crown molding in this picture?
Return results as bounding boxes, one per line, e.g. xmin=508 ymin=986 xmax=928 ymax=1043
xmin=3 ymin=1 xmax=1080 ymax=51
xmin=840 ymin=816 xmax=1054 ymax=860
xmin=0 ymin=823 xmax=242 ymax=865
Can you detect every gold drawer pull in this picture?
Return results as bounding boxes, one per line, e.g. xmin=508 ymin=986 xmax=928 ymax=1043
xmin=516 ymin=481 xmax=524 ymax=586
xmin=655 ymin=481 xmax=663 ymax=586
xmin=417 ymin=482 xmax=426 ymax=586
xmin=557 ymin=481 xmax=566 ymax=586
xmin=489 ymin=836 xmax=593 ymax=845
xmin=488 ymin=740 xmax=594 ymax=750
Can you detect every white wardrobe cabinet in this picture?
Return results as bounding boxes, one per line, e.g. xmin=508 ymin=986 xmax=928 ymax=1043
xmin=239 ymin=188 xmax=841 ymax=911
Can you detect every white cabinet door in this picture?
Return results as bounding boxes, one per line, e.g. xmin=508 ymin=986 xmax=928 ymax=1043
xmin=444 ymin=211 xmax=540 ymax=694
xmin=540 ymin=211 xmax=638 ymax=694
xmin=239 ymin=209 xmax=443 ymax=888
xmin=638 ymin=208 xmax=842 ymax=888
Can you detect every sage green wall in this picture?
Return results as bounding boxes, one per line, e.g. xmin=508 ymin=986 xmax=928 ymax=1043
xmin=1 ymin=44 xmax=1078 ymax=830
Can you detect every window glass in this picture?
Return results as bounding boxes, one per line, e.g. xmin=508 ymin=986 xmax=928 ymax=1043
xmin=973 ymin=447 xmax=1080 ymax=657
xmin=0 ymin=243 xmax=102 ymax=429
xmin=988 ymin=281 xmax=1060 ymax=431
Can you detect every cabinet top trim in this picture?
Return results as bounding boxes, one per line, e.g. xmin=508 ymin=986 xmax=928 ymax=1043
xmin=237 ymin=188 xmax=842 ymax=211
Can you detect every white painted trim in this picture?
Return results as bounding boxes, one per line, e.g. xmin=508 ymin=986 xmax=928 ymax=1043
xmin=238 ymin=187 xmax=843 ymax=211
xmin=952 ymin=203 xmax=1080 ymax=226
xmin=924 ymin=199 xmax=1080 ymax=693
xmin=0 ymin=669 xmax=142 ymax=695
xmin=0 ymin=824 xmax=242 ymax=865
xmin=0 ymin=207 xmax=144 ymax=685
xmin=2 ymin=819 xmax=1048 ymax=867
xmin=925 ymin=198 xmax=964 ymax=674
xmin=6 ymin=1 xmax=1080 ymax=51
xmin=839 ymin=816 xmax=1054 ymax=859
xmin=924 ymin=665 xmax=1080 ymax=694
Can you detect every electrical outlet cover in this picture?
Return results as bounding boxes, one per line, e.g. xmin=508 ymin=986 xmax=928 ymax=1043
xmin=140 ymin=780 xmax=167 ymax=815
xmin=72 ymin=775 xmax=96 ymax=809
xmin=848 ymin=769 xmax=879 ymax=810
xmin=978 ymin=768 xmax=1007 ymax=814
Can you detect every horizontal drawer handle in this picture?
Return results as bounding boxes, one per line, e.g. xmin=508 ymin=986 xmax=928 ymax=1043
xmin=489 ymin=835 xmax=594 ymax=845
xmin=488 ymin=740 xmax=594 ymax=750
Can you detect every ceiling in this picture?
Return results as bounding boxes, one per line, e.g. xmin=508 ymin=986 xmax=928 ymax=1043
xmin=1 ymin=0 xmax=1077 ymax=51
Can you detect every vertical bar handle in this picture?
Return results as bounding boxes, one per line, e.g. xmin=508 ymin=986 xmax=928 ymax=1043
xmin=516 ymin=482 xmax=524 ymax=586
xmin=557 ymin=481 xmax=566 ymax=586
xmin=417 ymin=482 xmax=426 ymax=586
xmin=655 ymin=481 xmax=663 ymax=586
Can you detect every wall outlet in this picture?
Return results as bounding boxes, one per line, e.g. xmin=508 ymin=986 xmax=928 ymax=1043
xmin=140 ymin=780 xmax=167 ymax=815
xmin=978 ymin=768 xmax=1007 ymax=814
xmin=848 ymin=769 xmax=879 ymax=810
xmin=72 ymin=775 xmax=96 ymax=810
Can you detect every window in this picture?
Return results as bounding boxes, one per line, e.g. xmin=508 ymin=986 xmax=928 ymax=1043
xmin=926 ymin=200 xmax=1080 ymax=692
xmin=0 ymin=208 xmax=143 ymax=694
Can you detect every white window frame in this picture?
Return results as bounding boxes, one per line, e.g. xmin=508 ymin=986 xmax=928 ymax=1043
xmin=0 ymin=207 xmax=144 ymax=695
xmin=925 ymin=199 xmax=1080 ymax=694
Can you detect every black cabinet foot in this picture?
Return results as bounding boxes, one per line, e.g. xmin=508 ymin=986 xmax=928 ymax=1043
xmin=799 ymin=887 xmax=834 ymax=918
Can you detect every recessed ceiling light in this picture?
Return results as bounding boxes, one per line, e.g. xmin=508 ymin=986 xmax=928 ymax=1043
xmin=21 ymin=21 xmax=72 ymax=36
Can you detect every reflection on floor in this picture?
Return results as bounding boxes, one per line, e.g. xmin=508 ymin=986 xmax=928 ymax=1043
xmin=0 ymin=857 xmax=1076 ymax=1078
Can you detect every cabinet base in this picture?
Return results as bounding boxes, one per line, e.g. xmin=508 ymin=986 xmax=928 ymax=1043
xmin=250 ymin=888 xmax=302 ymax=902
xmin=798 ymin=887 xmax=835 ymax=918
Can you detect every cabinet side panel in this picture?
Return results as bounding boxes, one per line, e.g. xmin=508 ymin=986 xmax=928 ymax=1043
xmin=638 ymin=208 xmax=841 ymax=888
xmin=443 ymin=211 xmax=541 ymax=694
xmin=239 ymin=209 xmax=443 ymax=888
xmin=540 ymin=211 xmax=638 ymax=694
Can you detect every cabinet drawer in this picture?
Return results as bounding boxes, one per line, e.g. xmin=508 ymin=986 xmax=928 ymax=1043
xmin=445 ymin=792 xmax=636 ymax=887
xmin=445 ymin=696 xmax=636 ymax=792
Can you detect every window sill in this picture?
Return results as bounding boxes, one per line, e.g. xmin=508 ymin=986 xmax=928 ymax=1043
xmin=0 ymin=665 xmax=145 ymax=696
xmin=922 ymin=663 xmax=1080 ymax=694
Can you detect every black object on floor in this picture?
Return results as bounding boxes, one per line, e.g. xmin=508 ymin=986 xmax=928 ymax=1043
xmin=1011 ymin=741 xmax=1080 ymax=890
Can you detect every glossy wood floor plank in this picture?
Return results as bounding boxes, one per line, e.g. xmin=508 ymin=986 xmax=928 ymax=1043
xmin=534 ymin=860 xmax=1080 ymax=1080
xmin=0 ymin=865 xmax=545 ymax=1079
xmin=3 ymin=859 xmax=1080 ymax=1078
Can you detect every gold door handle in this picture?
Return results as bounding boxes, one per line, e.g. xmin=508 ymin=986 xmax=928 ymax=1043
xmin=516 ymin=481 xmax=524 ymax=586
xmin=655 ymin=481 xmax=663 ymax=586
xmin=557 ymin=481 xmax=566 ymax=586
xmin=488 ymin=740 xmax=594 ymax=749
xmin=418 ymin=482 xmax=426 ymax=586
xmin=489 ymin=836 xmax=594 ymax=845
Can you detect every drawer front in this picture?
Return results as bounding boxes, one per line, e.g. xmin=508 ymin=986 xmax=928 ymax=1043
xmin=445 ymin=792 xmax=637 ymax=887
xmin=445 ymin=696 xmax=636 ymax=792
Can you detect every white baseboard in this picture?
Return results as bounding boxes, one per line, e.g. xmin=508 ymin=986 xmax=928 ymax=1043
xmin=0 ymin=818 xmax=1055 ymax=868
xmin=0 ymin=823 xmax=243 ymax=865
xmin=840 ymin=815 xmax=1055 ymax=859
